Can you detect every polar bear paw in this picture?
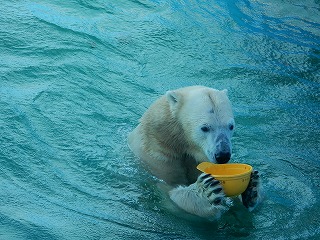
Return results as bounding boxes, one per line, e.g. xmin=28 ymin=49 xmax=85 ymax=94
xmin=241 ymin=170 xmax=260 ymax=210
xmin=169 ymin=173 xmax=229 ymax=218
xmin=196 ymin=173 xmax=226 ymax=206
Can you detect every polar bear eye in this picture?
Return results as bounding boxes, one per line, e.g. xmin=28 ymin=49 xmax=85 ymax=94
xmin=229 ymin=124 xmax=234 ymax=131
xmin=201 ymin=126 xmax=210 ymax=132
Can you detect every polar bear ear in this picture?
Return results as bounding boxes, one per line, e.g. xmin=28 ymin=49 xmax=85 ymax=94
xmin=222 ymin=89 xmax=228 ymax=94
xmin=166 ymin=90 xmax=181 ymax=111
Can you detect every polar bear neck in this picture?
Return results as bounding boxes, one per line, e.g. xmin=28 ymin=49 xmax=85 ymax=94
xmin=140 ymin=96 xmax=189 ymax=161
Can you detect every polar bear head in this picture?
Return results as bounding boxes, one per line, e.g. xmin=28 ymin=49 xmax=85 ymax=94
xmin=166 ymin=86 xmax=235 ymax=164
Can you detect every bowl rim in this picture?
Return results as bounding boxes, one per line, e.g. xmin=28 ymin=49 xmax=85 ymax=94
xmin=197 ymin=162 xmax=253 ymax=179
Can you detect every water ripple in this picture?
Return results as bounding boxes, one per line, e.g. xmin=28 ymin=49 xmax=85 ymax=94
xmin=1 ymin=0 xmax=320 ymax=239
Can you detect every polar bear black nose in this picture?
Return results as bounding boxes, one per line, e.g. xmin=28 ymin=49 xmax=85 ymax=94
xmin=215 ymin=152 xmax=231 ymax=164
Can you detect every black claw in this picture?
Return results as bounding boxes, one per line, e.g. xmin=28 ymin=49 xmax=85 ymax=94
xmin=252 ymin=174 xmax=259 ymax=180
xmin=213 ymin=197 xmax=222 ymax=205
xmin=204 ymin=177 xmax=215 ymax=186
xmin=213 ymin=187 xmax=223 ymax=194
xmin=210 ymin=181 xmax=220 ymax=187
xmin=200 ymin=173 xmax=211 ymax=180
xmin=252 ymin=182 xmax=258 ymax=187
xmin=253 ymin=170 xmax=259 ymax=175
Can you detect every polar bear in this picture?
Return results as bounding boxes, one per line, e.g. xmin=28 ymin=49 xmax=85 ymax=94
xmin=128 ymin=86 xmax=260 ymax=218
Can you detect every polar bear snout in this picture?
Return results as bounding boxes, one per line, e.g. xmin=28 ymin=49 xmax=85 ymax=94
xmin=214 ymin=134 xmax=231 ymax=164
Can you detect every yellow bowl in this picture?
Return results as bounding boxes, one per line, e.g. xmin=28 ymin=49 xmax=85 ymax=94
xmin=197 ymin=162 xmax=253 ymax=197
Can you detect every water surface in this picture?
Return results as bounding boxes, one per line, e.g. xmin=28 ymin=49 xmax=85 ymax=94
xmin=1 ymin=0 xmax=319 ymax=239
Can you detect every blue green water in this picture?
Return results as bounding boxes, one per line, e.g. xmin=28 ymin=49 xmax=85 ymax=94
xmin=1 ymin=0 xmax=319 ymax=239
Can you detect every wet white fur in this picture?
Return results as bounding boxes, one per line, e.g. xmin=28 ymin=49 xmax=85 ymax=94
xmin=128 ymin=86 xmax=235 ymax=218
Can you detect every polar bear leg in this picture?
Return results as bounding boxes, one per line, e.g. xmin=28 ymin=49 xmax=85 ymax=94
xmin=241 ymin=170 xmax=261 ymax=211
xmin=169 ymin=173 xmax=228 ymax=218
